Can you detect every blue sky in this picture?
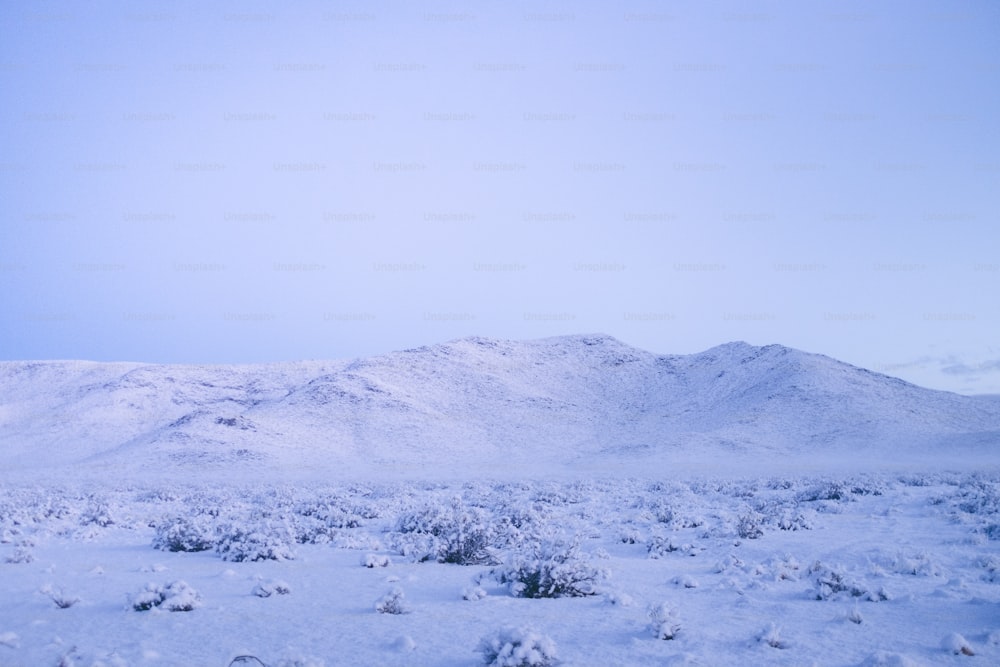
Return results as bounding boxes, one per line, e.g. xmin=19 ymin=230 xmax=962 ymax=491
xmin=1 ymin=1 xmax=998 ymax=394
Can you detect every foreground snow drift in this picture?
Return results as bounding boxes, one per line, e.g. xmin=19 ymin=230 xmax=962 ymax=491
xmin=1 ymin=472 xmax=999 ymax=666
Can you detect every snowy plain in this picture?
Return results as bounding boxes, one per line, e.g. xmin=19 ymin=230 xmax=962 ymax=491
xmin=1 ymin=335 xmax=999 ymax=666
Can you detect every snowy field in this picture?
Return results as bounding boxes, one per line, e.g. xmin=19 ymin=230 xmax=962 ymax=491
xmin=2 ymin=470 xmax=999 ymax=666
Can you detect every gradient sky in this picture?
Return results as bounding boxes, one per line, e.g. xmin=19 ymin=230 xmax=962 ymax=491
xmin=1 ymin=1 xmax=998 ymax=394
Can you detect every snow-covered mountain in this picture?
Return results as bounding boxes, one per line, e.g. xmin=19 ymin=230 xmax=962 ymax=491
xmin=1 ymin=334 xmax=998 ymax=478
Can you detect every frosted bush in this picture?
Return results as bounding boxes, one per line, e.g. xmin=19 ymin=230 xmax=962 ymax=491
xmin=646 ymin=534 xmax=681 ymax=558
xmin=394 ymin=500 xmax=497 ymax=565
xmin=758 ymin=623 xmax=789 ymax=649
xmin=809 ymin=561 xmax=888 ymax=601
xmin=131 ymin=580 xmax=201 ymax=611
xmin=152 ymin=516 xmax=214 ymax=552
xmin=215 ymin=519 xmax=296 ymax=562
xmin=80 ymin=500 xmax=115 ymax=527
xmin=462 ymin=585 xmax=487 ymax=601
xmin=797 ymin=482 xmax=852 ymax=503
xmin=478 ymin=626 xmax=558 ymax=667
xmin=362 ymin=553 xmax=391 ymax=568
xmin=648 ymin=602 xmax=681 ymax=639
xmin=41 ymin=585 xmax=79 ymax=609
xmin=4 ymin=546 xmax=33 ymax=564
xmin=252 ymin=579 xmax=291 ymax=597
xmin=375 ymin=587 xmax=409 ymax=614
xmin=942 ymin=632 xmax=975 ymax=655
xmin=737 ymin=511 xmax=764 ymax=539
xmin=493 ymin=537 xmax=607 ymax=598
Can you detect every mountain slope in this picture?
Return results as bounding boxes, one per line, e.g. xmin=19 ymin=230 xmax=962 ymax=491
xmin=1 ymin=335 xmax=997 ymax=478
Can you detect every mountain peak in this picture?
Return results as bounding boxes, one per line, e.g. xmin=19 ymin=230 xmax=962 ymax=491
xmin=1 ymin=335 xmax=997 ymax=478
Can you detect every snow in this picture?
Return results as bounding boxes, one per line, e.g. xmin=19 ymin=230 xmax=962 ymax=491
xmin=1 ymin=474 xmax=999 ymax=666
xmin=1 ymin=335 xmax=998 ymax=665
xmin=1 ymin=335 xmax=998 ymax=481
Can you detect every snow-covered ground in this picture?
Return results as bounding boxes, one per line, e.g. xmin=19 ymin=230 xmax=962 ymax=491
xmin=2 ymin=335 xmax=998 ymax=665
xmin=2 ymin=473 xmax=999 ymax=666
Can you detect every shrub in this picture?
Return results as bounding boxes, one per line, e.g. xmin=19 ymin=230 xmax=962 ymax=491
xmin=131 ymin=580 xmax=201 ymax=612
xmin=462 ymin=586 xmax=487 ymax=601
xmin=737 ymin=511 xmax=764 ymax=539
xmin=215 ymin=519 xmax=296 ymax=562
xmin=252 ymin=579 xmax=291 ymax=597
xmin=478 ymin=626 xmax=558 ymax=667
xmin=394 ymin=500 xmax=497 ymax=565
xmin=648 ymin=602 xmax=680 ymax=640
xmin=375 ymin=587 xmax=409 ymax=614
xmin=41 ymin=585 xmax=79 ymax=609
xmin=362 ymin=553 xmax=391 ymax=568
xmin=153 ymin=516 xmax=214 ymax=552
xmin=493 ymin=537 xmax=607 ymax=598
xmin=80 ymin=501 xmax=115 ymax=527
xmin=942 ymin=632 xmax=975 ymax=656
xmin=758 ymin=623 xmax=789 ymax=649
xmin=5 ymin=547 xmax=33 ymax=564
xmin=809 ymin=561 xmax=888 ymax=602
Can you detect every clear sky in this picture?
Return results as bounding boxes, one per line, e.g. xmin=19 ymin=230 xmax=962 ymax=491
xmin=1 ymin=1 xmax=998 ymax=394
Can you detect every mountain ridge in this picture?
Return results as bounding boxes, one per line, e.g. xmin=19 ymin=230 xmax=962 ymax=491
xmin=1 ymin=334 xmax=997 ymax=478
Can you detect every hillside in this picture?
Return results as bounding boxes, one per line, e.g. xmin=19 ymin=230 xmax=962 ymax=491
xmin=1 ymin=335 xmax=998 ymax=479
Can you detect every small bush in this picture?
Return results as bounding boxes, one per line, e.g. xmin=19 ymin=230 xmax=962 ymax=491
xmin=479 ymin=626 xmax=558 ymax=667
xmin=131 ymin=580 xmax=201 ymax=612
xmin=809 ymin=561 xmax=888 ymax=602
xmin=4 ymin=547 xmax=33 ymax=564
xmin=737 ymin=511 xmax=764 ymax=539
xmin=493 ymin=538 xmax=606 ymax=598
xmin=375 ymin=587 xmax=409 ymax=614
xmin=462 ymin=586 xmax=487 ymax=601
xmin=648 ymin=602 xmax=680 ymax=640
xmin=252 ymin=579 xmax=291 ymax=597
xmin=394 ymin=500 xmax=497 ymax=565
xmin=153 ymin=516 xmax=214 ymax=552
xmin=942 ymin=632 xmax=975 ymax=656
xmin=41 ymin=585 xmax=79 ymax=609
xmin=362 ymin=553 xmax=391 ymax=568
xmin=758 ymin=623 xmax=789 ymax=649
xmin=215 ymin=520 xmax=296 ymax=562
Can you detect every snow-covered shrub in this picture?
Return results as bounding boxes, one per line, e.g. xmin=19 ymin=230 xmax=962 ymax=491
xmin=393 ymin=500 xmax=497 ymax=565
xmin=604 ymin=591 xmax=634 ymax=606
xmin=619 ymin=528 xmax=640 ymax=544
xmin=648 ymin=602 xmax=681 ymax=640
xmin=758 ymin=623 xmax=789 ymax=649
xmin=774 ymin=510 xmax=813 ymax=531
xmin=252 ymin=579 xmax=291 ymax=597
xmin=809 ymin=561 xmax=888 ymax=601
xmin=942 ymin=632 xmax=975 ymax=655
xmin=41 ymin=585 xmax=79 ymax=609
xmin=797 ymin=482 xmax=851 ymax=503
xmin=375 ymin=586 xmax=409 ymax=614
xmin=493 ymin=537 xmax=607 ymax=598
xmin=131 ymin=580 xmax=201 ymax=612
xmin=4 ymin=546 xmax=33 ymax=564
xmin=478 ymin=626 xmax=558 ymax=667
xmin=152 ymin=516 xmax=214 ymax=552
xmin=228 ymin=657 xmax=266 ymax=667
xmin=292 ymin=498 xmax=368 ymax=544
xmin=80 ymin=500 xmax=115 ymax=527
xmin=646 ymin=534 xmax=681 ymax=558
xmin=980 ymin=555 xmax=1000 ymax=582
xmin=215 ymin=519 xmax=296 ymax=562
xmin=362 ymin=553 xmax=391 ymax=568
xmin=737 ymin=511 xmax=764 ymax=539
xmin=462 ymin=586 xmax=487 ymax=601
